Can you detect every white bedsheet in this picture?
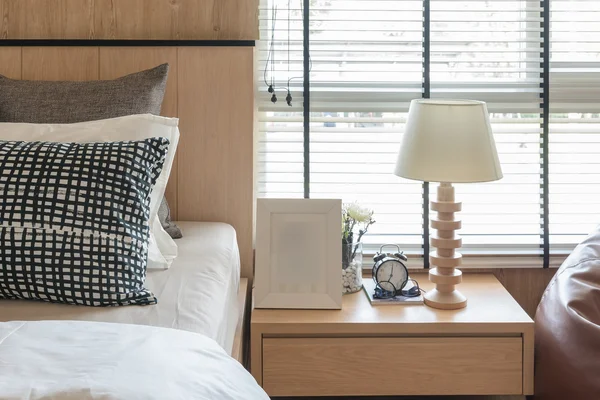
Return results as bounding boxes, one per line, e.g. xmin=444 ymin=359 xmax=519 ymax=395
xmin=0 ymin=222 xmax=241 ymax=354
xmin=0 ymin=320 xmax=268 ymax=400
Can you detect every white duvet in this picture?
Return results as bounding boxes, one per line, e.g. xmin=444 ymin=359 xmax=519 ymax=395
xmin=0 ymin=321 xmax=269 ymax=400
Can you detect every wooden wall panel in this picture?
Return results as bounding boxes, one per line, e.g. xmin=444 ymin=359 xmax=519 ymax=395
xmin=176 ymin=0 xmax=259 ymax=40
xmin=0 ymin=0 xmax=94 ymax=39
xmin=95 ymin=0 xmax=258 ymax=40
xmin=94 ymin=0 xmax=258 ymax=40
xmin=1 ymin=45 xmax=255 ymax=278
xmin=0 ymin=0 xmax=258 ymax=40
xmin=0 ymin=47 xmax=21 ymax=78
xmin=22 ymin=47 xmax=99 ymax=80
xmin=94 ymin=0 xmax=179 ymax=40
xmin=177 ymin=46 xmax=254 ymax=277
xmin=98 ymin=47 xmax=179 ymax=218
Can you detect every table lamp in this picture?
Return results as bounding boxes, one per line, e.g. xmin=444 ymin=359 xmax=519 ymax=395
xmin=394 ymin=99 xmax=503 ymax=310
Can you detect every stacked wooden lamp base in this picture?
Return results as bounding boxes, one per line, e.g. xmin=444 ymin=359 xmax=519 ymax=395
xmin=394 ymin=99 xmax=504 ymax=310
xmin=424 ymin=182 xmax=467 ymax=310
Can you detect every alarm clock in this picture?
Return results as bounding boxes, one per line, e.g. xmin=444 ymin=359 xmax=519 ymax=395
xmin=372 ymin=244 xmax=409 ymax=295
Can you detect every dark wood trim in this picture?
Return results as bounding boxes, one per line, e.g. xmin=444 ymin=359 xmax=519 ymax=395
xmin=0 ymin=40 xmax=255 ymax=47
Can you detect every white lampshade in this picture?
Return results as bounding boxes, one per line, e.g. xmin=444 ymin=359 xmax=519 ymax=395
xmin=394 ymin=99 xmax=503 ymax=183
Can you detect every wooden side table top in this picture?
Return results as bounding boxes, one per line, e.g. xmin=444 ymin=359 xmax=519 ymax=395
xmin=252 ymin=273 xmax=533 ymax=334
xmin=251 ymin=273 xmax=535 ymax=397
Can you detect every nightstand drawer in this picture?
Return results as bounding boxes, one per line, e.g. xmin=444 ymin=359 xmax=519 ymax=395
xmin=262 ymin=337 xmax=523 ymax=397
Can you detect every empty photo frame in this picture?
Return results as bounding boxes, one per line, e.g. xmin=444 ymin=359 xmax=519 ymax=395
xmin=255 ymin=199 xmax=342 ymax=309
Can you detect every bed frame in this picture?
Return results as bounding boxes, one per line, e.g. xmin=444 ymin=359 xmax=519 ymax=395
xmin=0 ymin=0 xmax=257 ymax=367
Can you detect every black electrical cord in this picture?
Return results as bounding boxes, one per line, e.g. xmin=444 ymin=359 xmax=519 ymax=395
xmin=271 ymin=4 xmax=275 ymax=89
xmin=373 ymin=278 xmax=425 ymax=299
xmin=262 ymin=5 xmax=275 ymax=88
xmin=284 ymin=0 xmax=313 ymax=106
xmin=263 ymin=5 xmax=288 ymax=103
xmin=263 ymin=0 xmax=313 ymax=106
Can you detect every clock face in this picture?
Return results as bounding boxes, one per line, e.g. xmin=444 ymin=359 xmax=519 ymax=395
xmin=376 ymin=259 xmax=408 ymax=293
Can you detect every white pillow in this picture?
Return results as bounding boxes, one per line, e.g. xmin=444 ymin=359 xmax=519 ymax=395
xmin=0 ymin=114 xmax=179 ymax=269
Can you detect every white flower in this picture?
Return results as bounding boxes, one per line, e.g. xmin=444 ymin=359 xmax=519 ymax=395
xmin=346 ymin=202 xmax=373 ymax=223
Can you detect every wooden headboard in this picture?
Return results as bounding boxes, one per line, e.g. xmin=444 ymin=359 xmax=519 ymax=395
xmin=0 ymin=1 xmax=258 ymax=278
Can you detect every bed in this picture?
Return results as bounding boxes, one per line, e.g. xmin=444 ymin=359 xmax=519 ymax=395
xmin=0 ymin=320 xmax=268 ymax=400
xmin=0 ymin=2 xmax=259 ymax=398
xmin=0 ymin=221 xmax=242 ymax=354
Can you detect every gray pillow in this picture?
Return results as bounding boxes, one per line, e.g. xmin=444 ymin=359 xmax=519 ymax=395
xmin=159 ymin=196 xmax=183 ymax=239
xmin=0 ymin=64 xmax=168 ymax=123
xmin=0 ymin=63 xmax=182 ymax=238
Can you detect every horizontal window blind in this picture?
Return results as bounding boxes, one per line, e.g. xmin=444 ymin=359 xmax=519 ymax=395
xmin=430 ymin=0 xmax=544 ymax=262
xmin=550 ymin=0 xmax=600 ymax=253
xmin=258 ymin=0 xmax=305 ymax=199
xmin=306 ymin=0 xmax=424 ymax=263
xmin=258 ymin=0 xmax=425 ymax=266
xmin=257 ymin=0 xmax=600 ymax=268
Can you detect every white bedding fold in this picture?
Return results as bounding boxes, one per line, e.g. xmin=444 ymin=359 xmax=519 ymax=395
xmin=0 ymin=221 xmax=241 ymax=354
xmin=0 ymin=321 xmax=269 ymax=400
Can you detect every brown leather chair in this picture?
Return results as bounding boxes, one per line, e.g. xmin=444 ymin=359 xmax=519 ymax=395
xmin=535 ymin=233 xmax=600 ymax=399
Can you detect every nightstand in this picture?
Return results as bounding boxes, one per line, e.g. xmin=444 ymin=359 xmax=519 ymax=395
xmin=251 ymin=273 xmax=534 ymax=397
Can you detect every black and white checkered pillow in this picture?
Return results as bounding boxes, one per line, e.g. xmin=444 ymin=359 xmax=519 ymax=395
xmin=0 ymin=137 xmax=169 ymax=307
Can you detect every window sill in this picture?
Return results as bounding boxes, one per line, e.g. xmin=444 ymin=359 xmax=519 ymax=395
xmin=362 ymin=253 xmax=567 ymax=270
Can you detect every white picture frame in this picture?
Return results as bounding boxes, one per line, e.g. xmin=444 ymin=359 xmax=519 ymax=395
xmin=255 ymin=199 xmax=342 ymax=309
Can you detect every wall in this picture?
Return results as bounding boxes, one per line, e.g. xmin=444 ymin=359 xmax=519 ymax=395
xmin=0 ymin=45 xmax=255 ymax=277
xmin=0 ymin=0 xmax=259 ymax=40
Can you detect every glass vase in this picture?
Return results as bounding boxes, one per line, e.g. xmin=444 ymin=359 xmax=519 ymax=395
xmin=342 ymin=242 xmax=363 ymax=294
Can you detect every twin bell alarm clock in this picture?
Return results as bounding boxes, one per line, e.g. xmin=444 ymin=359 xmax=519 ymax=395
xmin=372 ymin=244 xmax=409 ymax=296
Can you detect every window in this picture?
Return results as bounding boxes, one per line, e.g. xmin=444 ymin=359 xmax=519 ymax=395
xmin=257 ymin=0 xmax=600 ymax=268
xmin=430 ymin=0 xmax=544 ymax=264
xmin=550 ymin=0 xmax=600 ymax=253
xmin=258 ymin=1 xmax=305 ymax=199
xmin=306 ymin=1 xmax=424 ymax=267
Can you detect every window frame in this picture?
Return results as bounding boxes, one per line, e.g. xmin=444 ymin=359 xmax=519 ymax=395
xmin=256 ymin=0 xmax=591 ymax=270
